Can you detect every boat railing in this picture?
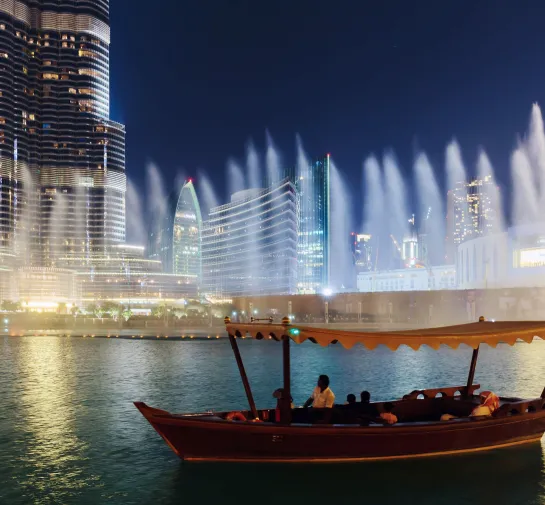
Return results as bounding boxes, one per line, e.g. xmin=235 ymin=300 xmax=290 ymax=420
xmin=402 ymin=384 xmax=480 ymax=400
xmin=493 ymin=398 xmax=545 ymax=417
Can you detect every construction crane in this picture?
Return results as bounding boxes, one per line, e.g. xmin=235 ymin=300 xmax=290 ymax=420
xmin=390 ymin=234 xmax=402 ymax=256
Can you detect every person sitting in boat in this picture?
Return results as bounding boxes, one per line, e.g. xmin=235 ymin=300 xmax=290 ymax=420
xmin=303 ymin=375 xmax=335 ymax=408
xmin=379 ymin=402 xmax=398 ymax=425
xmin=359 ymin=390 xmax=379 ymax=422
xmin=272 ymin=388 xmax=294 ymax=422
xmin=440 ymin=390 xmax=500 ymax=421
xmin=345 ymin=394 xmax=357 ymax=405
xmin=470 ymin=391 xmax=500 ymax=417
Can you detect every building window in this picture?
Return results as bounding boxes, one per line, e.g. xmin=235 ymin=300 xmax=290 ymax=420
xmin=43 ymin=73 xmax=59 ymax=80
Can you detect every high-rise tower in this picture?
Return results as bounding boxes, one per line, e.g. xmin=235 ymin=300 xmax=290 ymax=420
xmin=0 ymin=0 xmax=125 ymax=267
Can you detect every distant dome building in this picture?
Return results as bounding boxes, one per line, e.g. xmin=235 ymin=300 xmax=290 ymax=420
xmin=149 ymin=180 xmax=202 ymax=291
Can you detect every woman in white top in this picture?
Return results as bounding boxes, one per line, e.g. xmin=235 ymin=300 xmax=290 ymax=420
xmin=303 ymin=375 xmax=335 ymax=409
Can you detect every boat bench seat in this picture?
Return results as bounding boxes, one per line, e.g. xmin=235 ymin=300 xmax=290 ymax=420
xmin=392 ymin=397 xmax=477 ymax=422
xmin=493 ymin=398 xmax=545 ymax=417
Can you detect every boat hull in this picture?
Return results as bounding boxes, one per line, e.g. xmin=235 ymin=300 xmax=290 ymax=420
xmin=135 ymin=402 xmax=545 ymax=463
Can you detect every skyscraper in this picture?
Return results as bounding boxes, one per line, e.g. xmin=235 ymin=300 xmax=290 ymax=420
xmin=446 ymin=175 xmax=495 ymax=262
xmin=0 ymin=0 xmax=125 ymax=267
xmin=295 ymin=154 xmax=331 ymax=293
xmin=149 ymin=180 xmax=202 ymax=279
xmin=201 ymin=179 xmax=298 ymax=298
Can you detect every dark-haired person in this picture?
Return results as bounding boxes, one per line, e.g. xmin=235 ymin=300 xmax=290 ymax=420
xmin=358 ymin=390 xmax=379 ymax=424
xmin=303 ymin=375 xmax=335 ymax=409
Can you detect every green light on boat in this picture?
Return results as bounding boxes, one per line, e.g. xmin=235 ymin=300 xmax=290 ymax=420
xmin=290 ymin=328 xmax=300 ymax=335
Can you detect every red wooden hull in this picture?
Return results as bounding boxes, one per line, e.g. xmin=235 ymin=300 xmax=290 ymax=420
xmin=134 ymin=402 xmax=545 ymax=463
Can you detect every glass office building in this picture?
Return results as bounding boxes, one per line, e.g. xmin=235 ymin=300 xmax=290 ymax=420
xmin=202 ymin=178 xmax=298 ymax=298
xmin=294 ymin=154 xmax=331 ymax=293
xmin=149 ymin=180 xmax=202 ymax=294
xmin=0 ymin=0 xmax=125 ymax=267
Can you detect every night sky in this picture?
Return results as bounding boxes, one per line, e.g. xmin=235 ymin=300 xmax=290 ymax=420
xmin=110 ymin=0 xmax=545 ymax=234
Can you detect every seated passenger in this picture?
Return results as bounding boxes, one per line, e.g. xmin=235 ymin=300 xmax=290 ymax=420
xmin=272 ymin=388 xmax=294 ymax=422
xmin=380 ymin=402 xmax=398 ymax=425
xmin=440 ymin=390 xmax=500 ymax=421
xmin=360 ymin=390 xmax=379 ymax=417
xmin=346 ymin=394 xmax=357 ymax=406
xmin=303 ymin=375 xmax=335 ymax=409
xmin=470 ymin=391 xmax=499 ymax=417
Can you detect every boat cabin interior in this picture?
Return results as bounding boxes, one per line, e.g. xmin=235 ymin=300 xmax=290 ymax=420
xmin=204 ymin=383 xmax=545 ymax=426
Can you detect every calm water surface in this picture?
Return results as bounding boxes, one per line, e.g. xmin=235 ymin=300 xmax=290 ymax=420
xmin=2 ymin=335 xmax=545 ymax=504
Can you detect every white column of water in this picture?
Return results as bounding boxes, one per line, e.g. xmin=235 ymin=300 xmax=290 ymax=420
xmin=362 ymin=156 xmax=384 ymax=272
xmin=383 ymin=152 xmax=409 ymax=268
xmin=526 ymin=104 xmax=545 ymax=212
xmin=329 ymin=159 xmax=353 ymax=290
xmin=196 ymin=171 xmax=219 ymax=216
xmin=476 ymin=149 xmax=505 ymax=235
xmin=266 ymin=131 xmax=281 ymax=186
xmin=126 ymin=179 xmax=147 ymax=246
xmin=511 ymin=147 xmax=539 ymax=226
xmin=147 ymin=161 xmax=168 ymax=268
xmin=49 ymin=191 xmax=68 ymax=266
xmin=245 ymin=142 xmax=262 ymax=295
xmin=227 ymin=159 xmax=245 ymax=198
xmin=15 ymin=165 xmax=36 ymax=266
xmin=414 ymin=152 xmax=445 ymax=265
xmin=296 ymin=136 xmax=312 ymax=292
xmin=264 ymin=135 xmax=284 ymax=292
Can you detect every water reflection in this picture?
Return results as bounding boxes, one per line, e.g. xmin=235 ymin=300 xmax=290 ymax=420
xmin=2 ymin=337 xmax=545 ymax=504
xmin=3 ymin=337 xmax=102 ymax=503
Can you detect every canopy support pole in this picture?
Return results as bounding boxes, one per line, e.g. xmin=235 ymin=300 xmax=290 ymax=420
xmin=282 ymin=334 xmax=292 ymax=424
xmin=465 ymin=345 xmax=480 ymax=397
xmin=228 ymin=333 xmax=259 ymax=420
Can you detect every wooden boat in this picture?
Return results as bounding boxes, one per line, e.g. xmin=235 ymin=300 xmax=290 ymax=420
xmin=135 ymin=317 xmax=545 ymax=463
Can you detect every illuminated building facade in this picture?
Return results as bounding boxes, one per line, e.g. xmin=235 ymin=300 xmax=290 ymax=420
xmin=0 ymin=0 xmax=125 ymax=267
xmin=149 ymin=180 xmax=202 ymax=286
xmin=201 ymin=179 xmax=298 ymax=298
xmin=352 ymin=233 xmax=374 ymax=273
xmin=357 ymin=265 xmax=456 ymax=293
xmin=446 ymin=175 xmax=495 ymax=262
xmin=294 ymin=154 xmax=331 ymax=293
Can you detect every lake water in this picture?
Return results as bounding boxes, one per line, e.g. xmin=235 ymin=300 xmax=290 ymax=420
xmin=2 ymin=335 xmax=545 ymax=504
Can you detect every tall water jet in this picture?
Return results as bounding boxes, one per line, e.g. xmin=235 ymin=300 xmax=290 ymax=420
xmin=126 ymin=179 xmax=147 ymax=246
xmin=196 ymin=171 xmax=219 ymax=217
xmin=330 ymin=159 xmax=353 ymax=289
xmin=265 ymin=131 xmax=282 ymax=186
xmin=414 ymin=152 xmax=445 ymax=265
xmin=246 ymin=141 xmax=261 ymax=190
xmin=15 ymin=165 xmax=36 ymax=265
xmin=445 ymin=140 xmax=467 ymax=189
xmin=363 ymin=156 xmax=384 ymax=237
xmin=526 ymin=103 xmax=545 ymax=209
xmin=511 ymin=147 xmax=539 ymax=226
xmin=49 ymin=191 xmax=68 ymax=265
xmin=227 ymin=158 xmax=245 ymax=198
xmin=476 ymin=149 xmax=505 ymax=235
xmin=383 ymin=152 xmax=410 ymax=256
xmin=146 ymin=161 xmax=168 ymax=223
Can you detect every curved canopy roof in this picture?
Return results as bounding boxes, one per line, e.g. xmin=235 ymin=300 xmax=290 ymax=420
xmin=225 ymin=321 xmax=545 ymax=351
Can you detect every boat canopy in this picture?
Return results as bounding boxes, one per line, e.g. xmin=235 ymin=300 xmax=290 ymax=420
xmin=225 ymin=320 xmax=545 ymax=351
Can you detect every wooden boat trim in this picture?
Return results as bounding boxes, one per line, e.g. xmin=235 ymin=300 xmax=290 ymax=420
xmin=184 ymin=436 xmax=543 ymax=463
